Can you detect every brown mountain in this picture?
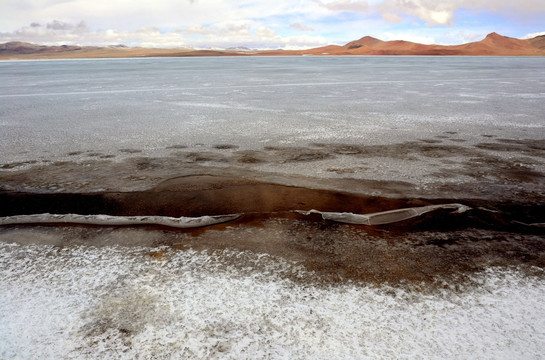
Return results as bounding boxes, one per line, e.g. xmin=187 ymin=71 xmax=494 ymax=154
xmin=0 ymin=41 xmax=83 ymax=54
xmin=1 ymin=32 xmax=544 ymax=59
xmin=449 ymin=32 xmax=540 ymax=55
xmin=528 ymin=35 xmax=545 ymax=50
xmin=0 ymin=41 xmax=248 ymax=59
xmin=301 ymin=32 xmax=545 ymax=56
xmin=345 ymin=36 xmax=384 ymax=49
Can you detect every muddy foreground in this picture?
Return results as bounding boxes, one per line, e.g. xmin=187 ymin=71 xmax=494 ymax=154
xmin=1 ymin=140 xmax=544 ymax=287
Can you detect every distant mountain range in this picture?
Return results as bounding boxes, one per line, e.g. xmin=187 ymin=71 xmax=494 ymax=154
xmin=298 ymin=32 xmax=545 ymax=56
xmin=1 ymin=32 xmax=544 ymax=59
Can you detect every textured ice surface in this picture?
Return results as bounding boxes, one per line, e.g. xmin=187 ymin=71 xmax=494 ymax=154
xmin=298 ymin=203 xmax=470 ymax=225
xmin=1 ymin=242 xmax=544 ymax=359
xmin=0 ymin=213 xmax=241 ymax=228
xmin=1 ymin=57 xmax=544 ymax=164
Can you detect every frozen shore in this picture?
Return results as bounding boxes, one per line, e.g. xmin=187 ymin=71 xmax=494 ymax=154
xmin=1 ymin=153 xmax=544 ymax=285
xmin=1 ymin=242 xmax=544 ymax=359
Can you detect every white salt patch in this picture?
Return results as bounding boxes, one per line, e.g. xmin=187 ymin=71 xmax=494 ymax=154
xmin=1 ymin=243 xmax=544 ymax=359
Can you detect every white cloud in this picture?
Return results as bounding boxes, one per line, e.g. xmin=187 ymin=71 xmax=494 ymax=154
xmin=276 ymin=34 xmax=329 ymax=50
xmin=313 ymin=0 xmax=369 ymax=12
xmin=380 ymin=32 xmax=435 ymax=44
xmin=469 ymin=0 xmax=545 ymax=13
xmin=182 ymin=25 xmax=210 ymax=35
xmin=381 ymin=12 xmax=403 ymax=23
xmin=377 ymin=1 xmax=457 ymax=26
xmin=523 ymin=31 xmax=545 ymax=39
xmin=377 ymin=0 xmax=545 ymax=26
xmin=256 ymin=26 xmax=276 ymax=38
xmin=431 ymin=30 xmax=485 ymax=45
xmin=221 ymin=23 xmax=253 ymax=37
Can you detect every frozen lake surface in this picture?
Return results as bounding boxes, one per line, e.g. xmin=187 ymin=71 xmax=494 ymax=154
xmin=1 ymin=56 xmax=544 ymax=164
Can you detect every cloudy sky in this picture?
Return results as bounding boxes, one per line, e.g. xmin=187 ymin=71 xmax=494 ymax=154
xmin=1 ymin=0 xmax=544 ymax=49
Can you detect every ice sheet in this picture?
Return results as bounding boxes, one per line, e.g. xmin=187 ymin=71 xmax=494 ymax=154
xmin=1 ymin=57 xmax=544 ymax=165
xmin=1 ymin=243 xmax=544 ymax=359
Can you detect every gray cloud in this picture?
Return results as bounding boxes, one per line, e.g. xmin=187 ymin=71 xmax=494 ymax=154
xmin=290 ymin=23 xmax=315 ymax=32
xmin=21 ymin=20 xmax=90 ymax=32
xmin=46 ymin=20 xmax=74 ymax=30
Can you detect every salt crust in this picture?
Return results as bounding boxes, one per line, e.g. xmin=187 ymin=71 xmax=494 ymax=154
xmin=1 ymin=243 xmax=544 ymax=359
xmin=0 ymin=213 xmax=241 ymax=229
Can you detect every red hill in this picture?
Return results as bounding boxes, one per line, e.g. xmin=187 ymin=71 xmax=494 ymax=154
xmin=301 ymin=32 xmax=545 ymax=56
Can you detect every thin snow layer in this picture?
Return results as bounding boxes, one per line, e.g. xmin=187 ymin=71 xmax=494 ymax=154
xmin=298 ymin=203 xmax=470 ymax=225
xmin=0 ymin=213 xmax=241 ymax=229
xmin=1 ymin=243 xmax=544 ymax=359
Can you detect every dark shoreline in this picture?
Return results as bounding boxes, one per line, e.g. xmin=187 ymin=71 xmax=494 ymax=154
xmin=1 ymin=175 xmax=544 ymax=232
xmin=1 ymin=170 xmax=544 ymax=287
xmin=1 ymin=136 xmax=544 ymax=286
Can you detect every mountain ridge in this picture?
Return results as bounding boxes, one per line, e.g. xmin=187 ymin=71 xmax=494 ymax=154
xmin=1 ymin=32 xmax=544 ymax=59
xmin=298 ymin=32 xmax=545 ymax=56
